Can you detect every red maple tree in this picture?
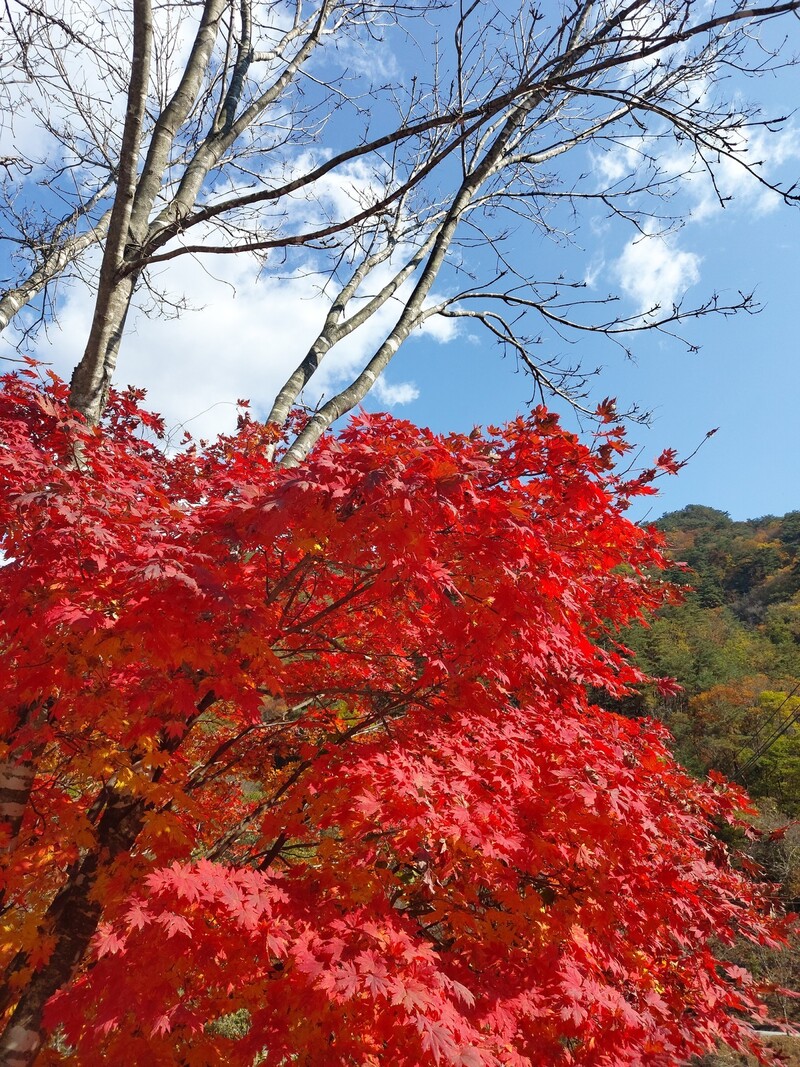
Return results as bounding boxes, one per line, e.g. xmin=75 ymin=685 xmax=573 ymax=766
xmin=0 ymin=366 xmax=792 ymax=1064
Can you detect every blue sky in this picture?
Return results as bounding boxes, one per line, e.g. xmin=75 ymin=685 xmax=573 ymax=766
xmin=2 ymin=2 xmax=799 ymax=524
xmin=392 ymin=182 xmax=800 ymax=523
xmin=353 ymin=29 xmax=800 ymax=524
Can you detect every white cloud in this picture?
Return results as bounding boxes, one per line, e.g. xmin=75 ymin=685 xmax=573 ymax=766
xmin=588 ymin=88 xmax=800 ymax=228
xmin=590 ymin=137 xmax=648 ymax=185
xmin=583 ymin=257 xmax=604 ymax=289
xmin=372 ymin=377 xmax=419 ymax=405
xmin=689 ymin=125 xmax=800 ymax=221
xmin=323 ymin=32 xmax=402 ymax=82
xmin=18 ymin=236 xmax=439 ymax=442
xmin=642 ymin=123 xmax=800 ymax=224
xmin=300 ymin=156 xmax=390 ymax=221
xmin=416 ymin=310 xmax=458 ymax=345
xmin=615 ymin=231 xmax=701 ymax=314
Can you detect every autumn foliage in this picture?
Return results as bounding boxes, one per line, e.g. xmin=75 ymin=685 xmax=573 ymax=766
xmin=0 ymin=367 xmax=792 ymax=1065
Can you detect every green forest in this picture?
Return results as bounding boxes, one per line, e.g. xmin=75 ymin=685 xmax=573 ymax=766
xmin=622 ymin=506 xmax=800 ymax=1064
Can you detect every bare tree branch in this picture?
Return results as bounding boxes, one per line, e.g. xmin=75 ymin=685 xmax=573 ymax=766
xmin=0 ymin=0 xmax=798 ymax=441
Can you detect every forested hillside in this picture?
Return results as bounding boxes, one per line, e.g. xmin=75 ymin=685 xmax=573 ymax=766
xmin=626 ymin=505 xmax=800 ymax=812
xmin=622 ymin=506 xmax=800 ymax=1057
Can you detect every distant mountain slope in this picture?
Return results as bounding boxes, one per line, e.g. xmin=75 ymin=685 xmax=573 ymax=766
xmin=622 ymin=505 xmax=800 ymax=805
xmin=656 ymin=505 xmax=800 ymax=622
xmin=621 ymin=507 xmax=800 ymax=1044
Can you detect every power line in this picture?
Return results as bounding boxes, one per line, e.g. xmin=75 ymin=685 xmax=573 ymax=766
xmin=735 ymin=681 xmax=800 ymax=781
xmin=738 ymin=680 xmax=800 ymax=756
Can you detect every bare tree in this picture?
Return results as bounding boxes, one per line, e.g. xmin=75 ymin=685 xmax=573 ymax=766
xmin=0 ymin=0 xmax=798 ymax=459
xmin=1 ymin=4 xmax=800 ymax=1061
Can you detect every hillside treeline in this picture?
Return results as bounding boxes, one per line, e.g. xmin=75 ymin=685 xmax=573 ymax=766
xmin=622 ymin=506 xmax=800 ymax=1056
xmin=628 ymin=505 xmax=800 ymax=812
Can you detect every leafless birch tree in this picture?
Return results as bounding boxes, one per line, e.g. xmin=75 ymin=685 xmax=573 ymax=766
xmin=0 ymin=0 xmax=799 ymax=457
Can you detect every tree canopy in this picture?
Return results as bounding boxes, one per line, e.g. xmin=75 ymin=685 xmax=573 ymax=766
xmin=1 ymin=366 xmax=794 ymax=1063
